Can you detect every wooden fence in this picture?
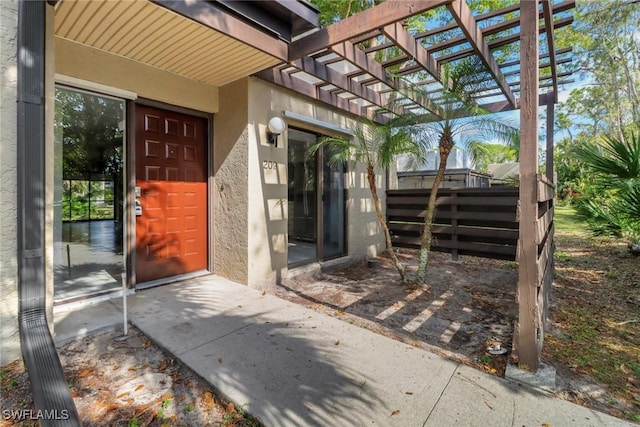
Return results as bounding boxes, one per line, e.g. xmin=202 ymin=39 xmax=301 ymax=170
xmin=386 ymin=187 xmax=520 ymax=261
xmin=514 ymin=174 xmax=555 ymax=367
xmin=387 ymin=179 xmax=557 ymax=371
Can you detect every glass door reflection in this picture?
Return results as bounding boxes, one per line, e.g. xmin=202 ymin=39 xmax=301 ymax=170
xmin=287 ymin=129 xmax=346 ymax=266
xmin=287 ymin=129 xmax=318 ymax=265
xmin=53 ymin=87 xmax=125 ymax=302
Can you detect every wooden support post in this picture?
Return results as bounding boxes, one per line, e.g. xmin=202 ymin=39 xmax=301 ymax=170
xmin=451 ymin=191 xmax=459 ymax=261
xmin=517 ymin=0 xmax=541 ymax=372
xmin=546 ymin=93 xmax=555 ymax=183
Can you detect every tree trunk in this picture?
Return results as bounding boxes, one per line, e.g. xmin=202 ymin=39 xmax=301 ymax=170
xmin=416 ymin=133 xmax=454 ymax=285
xmin=366 ymin=165 xmax=406 ymax=282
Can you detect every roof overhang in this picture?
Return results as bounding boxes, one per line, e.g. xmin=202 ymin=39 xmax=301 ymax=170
xmin=53 ymin=0 xmax=316 ymax=88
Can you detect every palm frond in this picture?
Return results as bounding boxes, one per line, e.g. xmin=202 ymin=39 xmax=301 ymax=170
xmin=620 ymin=181 xmax=640 ymax=222
xmin=575 ymin=131 xmax=640 ymax=179
xmin=308 ymin=135 xmax=354 ymax=167
xmin=575 ymin=197 xmax=624 ymax=237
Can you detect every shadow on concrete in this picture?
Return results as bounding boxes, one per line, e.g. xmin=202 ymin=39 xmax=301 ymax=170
xmin=129 ymin=279 xmax=387 ymax=426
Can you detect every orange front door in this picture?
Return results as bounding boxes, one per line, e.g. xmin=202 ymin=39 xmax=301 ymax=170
xmin=135 ymin=105 xmax=208 ymax=283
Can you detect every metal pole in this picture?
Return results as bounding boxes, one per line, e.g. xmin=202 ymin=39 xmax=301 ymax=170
xmin=122 ymin=272 xmax=128 ymax=336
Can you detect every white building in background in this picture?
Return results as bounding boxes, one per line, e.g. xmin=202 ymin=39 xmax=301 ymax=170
xmin=396 ymin=149 xmax=491 ymax=189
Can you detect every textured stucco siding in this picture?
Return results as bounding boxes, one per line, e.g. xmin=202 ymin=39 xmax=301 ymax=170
xmin=247 ymin=77 xmax=385 ymax=286
xmin=0 ymin=0 xmax=20 ymax=365
xmin=213 ymin=79 xmax=250 ymax=283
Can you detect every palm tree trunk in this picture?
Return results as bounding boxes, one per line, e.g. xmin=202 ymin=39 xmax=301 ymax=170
xmin=417 ymin=135 xmax=454 ymax=285
xmin=366 ymin=165 xmax=406 ymax=282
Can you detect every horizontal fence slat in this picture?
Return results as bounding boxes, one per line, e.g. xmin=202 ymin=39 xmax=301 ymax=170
xmin=391 ymin=235 xmax=517 ymax=259
xmin=537 ymin=174 xmax=555 ymax=202
xmin=537 ymin=225 xmax=554 ymax=280
xmin=536 ymin=207 xmax=554 ymax=245
xmin=389 ymin=223 xmax=519 ymax=240
xmin=388 ymin=209 xmax=517 ymax=223
xmin=387 ymin=187 xmax=522 ymax=261
xmin=387 ymin=195 xmax=520 ymax=207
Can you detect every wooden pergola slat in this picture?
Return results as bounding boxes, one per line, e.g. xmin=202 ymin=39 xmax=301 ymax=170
xmin=332 ymin=40 xmax=443 ymax=117
xmin=447 ymin=0 xmax=516 ymax=108
xmin=288 ymin=0 xmax=453 ymax=60
xmin=381 ymin=22 xmax=441 ymax=81
xmin=288 ymin=56 xmax=410 ymax=116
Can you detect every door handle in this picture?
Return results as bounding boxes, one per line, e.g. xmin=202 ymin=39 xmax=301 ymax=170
xmin=135 ymin=199 xmax=142 ymax=216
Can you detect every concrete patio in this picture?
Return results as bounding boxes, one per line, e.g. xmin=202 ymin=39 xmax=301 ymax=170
xmin=54 ymin=275 xmax=635 ymax=426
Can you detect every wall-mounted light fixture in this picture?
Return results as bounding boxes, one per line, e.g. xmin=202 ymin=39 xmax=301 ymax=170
xmin=267 ymin=116 xmax=286 ymax=147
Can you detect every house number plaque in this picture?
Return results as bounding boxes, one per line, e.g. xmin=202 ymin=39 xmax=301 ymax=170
xmin=262 ymin=160 xmax=278 ymax=170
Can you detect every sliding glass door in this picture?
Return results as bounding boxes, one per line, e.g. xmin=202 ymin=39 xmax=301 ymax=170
xmin=287 ymin=128 xmax=346 ymax=266
xmin=322 ymin=145 xmax=346 ymax=259
xmin=53 ymin=87 xmax=125 ymax=302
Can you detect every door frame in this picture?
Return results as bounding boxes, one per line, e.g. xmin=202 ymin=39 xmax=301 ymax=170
xmin=128 ymin=98 xmax=214 ymax=288
xmin=287 ymin=127 xmax=348 ymax=268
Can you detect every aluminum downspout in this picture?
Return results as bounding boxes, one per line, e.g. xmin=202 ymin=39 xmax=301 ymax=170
xmin=17 ymin=0 xmax=80 ymax=424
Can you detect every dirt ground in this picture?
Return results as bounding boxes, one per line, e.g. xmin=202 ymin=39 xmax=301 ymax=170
xmin=278 ymin=251 xmax=518 ymax=378
xmin=276 ymin=245 xmax=639 ymax=423
xmin=1 ymin=230 xmax=638 ymax=424
xmin=0 ymin=327 xmax=259 ymax=427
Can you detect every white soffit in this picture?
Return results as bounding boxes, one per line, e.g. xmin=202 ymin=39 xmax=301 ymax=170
xmin=54 ymin=0 xmax=281 ymax=87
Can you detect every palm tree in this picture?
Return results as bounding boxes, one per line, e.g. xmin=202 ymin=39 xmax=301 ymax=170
xmin=402 ymin=58 xmax=518 ymax=285
xmin=574 ymin=128 xmax=640 ymax=249
xmin=308 ymin=116 xmax=423 ymax=283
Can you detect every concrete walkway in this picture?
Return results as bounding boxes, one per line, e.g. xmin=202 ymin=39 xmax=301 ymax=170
xmin=54 ymin=275 xmax=635 ymax=426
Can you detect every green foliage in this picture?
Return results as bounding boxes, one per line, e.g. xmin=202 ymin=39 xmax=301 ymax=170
xmin=309 ymin=0 xmax=383 ymax=27
xmin=55 ymin=88 xmax=124 ymax=180
xmin=468 ymin=141 xmax=517 ymax=172
xmin=309 ymin=116 xmax=423 ymax=170
xmin=61 ymin=180 xmax=115 ymax=221
xmin=557 ymin=0 xmax=640 ymax=139
xmin=573 ymin=128 xmax=640 ymax=245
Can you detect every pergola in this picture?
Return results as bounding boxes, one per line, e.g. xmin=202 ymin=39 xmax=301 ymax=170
xmin=256 ymin=0 xmax=575 ymax=372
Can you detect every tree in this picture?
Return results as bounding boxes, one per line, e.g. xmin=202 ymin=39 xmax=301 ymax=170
xmin=403 ymin=58 xmax=517 ymax=285
xmin=558 ymin=0 xmax=640 ymax=141
xmin=308 ymin=117 xmax=423 ymax=283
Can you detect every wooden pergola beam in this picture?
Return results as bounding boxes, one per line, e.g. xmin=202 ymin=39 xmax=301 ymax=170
xmin=362 ymin=2 xmax=524 ymax=55
xmin=289 ymin=0 xmax=453 ymax=60
xmin=542 ymin=0 xmax=559 ymax=102
xmin=256 ymin=68 xmax=384 ymax=122
xmin=382 ymin=22 xmax=441 ymax=81
xmin=447 ymin=0 xmax=516 ymax=108
xmin=435 ymin=16 xmax=572 ymax=66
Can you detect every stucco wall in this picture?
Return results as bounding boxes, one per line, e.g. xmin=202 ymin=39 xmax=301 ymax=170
xmin=246 ymin=77 xmax=385 ymax=288
xmin=55 ymin=37 xmax=219 ymax=113
xmin=0 ymin=0 xmax=19 ymax=365
xmin=213 ymin=79 xmax=250 ymax=283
